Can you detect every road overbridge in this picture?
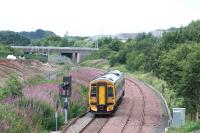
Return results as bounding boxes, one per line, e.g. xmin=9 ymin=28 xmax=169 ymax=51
xmin=11 ymin=46 xmax=98 ymax=63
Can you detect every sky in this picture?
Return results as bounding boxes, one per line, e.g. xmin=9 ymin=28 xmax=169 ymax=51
xmin=0 ymin=0 xmax=199 ymax=36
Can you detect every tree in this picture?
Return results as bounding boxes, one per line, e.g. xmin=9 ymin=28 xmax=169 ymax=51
xmin=0 ymin=31 xmax=30 ymax=46
xmin=19 ymin=29 xmax=56 ymax=40
xmin=158 ymin=44 xmax=200 ymax=119
xmin=108 ymin=52 xmax=119 ymax=67
xmin=107 ymin=38 xmax=122 ymax=51
xmin=180 ymin=47 xmax=200 ymax=120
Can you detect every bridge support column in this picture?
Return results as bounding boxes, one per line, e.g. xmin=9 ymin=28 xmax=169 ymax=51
xmin=77 ymin=53 xmax=80 ymax=63
xmin=72 ymin=53 xmax=76 ymax=63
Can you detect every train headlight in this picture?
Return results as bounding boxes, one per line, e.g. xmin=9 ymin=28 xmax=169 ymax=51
xmin=90 ymin=97 xmax=97 ymax=104
xmin=107 ymin=97 xmax=114 ymax=104
xmin=107 ymin=106 xmax=114 ymax=111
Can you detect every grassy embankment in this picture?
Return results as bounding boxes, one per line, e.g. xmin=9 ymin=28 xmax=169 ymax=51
xmin=0 ymin=62 xmax=88 ymax=132
xmin=0 ymin=73 xmax=65 ymax=132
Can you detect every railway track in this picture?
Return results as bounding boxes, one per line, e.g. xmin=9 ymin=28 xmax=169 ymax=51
xmin=62 ymin=67 xmax=167 ymax=133
xmin=62 ymin=112 xmax=94 ymax=133
xmin=62 ymin=77 xmax=146 ymax=133
xmin=119 ymin=78 xmax=145 ymax=133
xmin=125 ymin=78 xmax=145 ymax=133
xmin=81 ymin=117 xmax=109 ymax=133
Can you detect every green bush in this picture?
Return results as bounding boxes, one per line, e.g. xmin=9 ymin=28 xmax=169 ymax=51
xmin=3 ymin=74 xmax=23 ymax=98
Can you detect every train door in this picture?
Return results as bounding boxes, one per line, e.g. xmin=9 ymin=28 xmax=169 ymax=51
xmin=99 ymin=86 xmax=106 ymax=105
xmin=97 ymin=82 xmax=107 ymax=105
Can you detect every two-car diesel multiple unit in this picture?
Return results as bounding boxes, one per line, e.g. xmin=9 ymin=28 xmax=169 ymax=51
xmin=89 ymin=70 xmax=125 ymax=114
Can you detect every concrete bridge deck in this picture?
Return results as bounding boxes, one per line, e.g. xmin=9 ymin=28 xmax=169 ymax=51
xmin=11 ymin=46 xmax=98 ymax=63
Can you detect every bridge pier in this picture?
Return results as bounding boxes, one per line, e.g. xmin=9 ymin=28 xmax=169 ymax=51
xmin=77 ymin=53 xmax=80 ymax=63
xmin=72 ymin=53 xmax=80 ymax=63
xmin=72 ymin=53 xmax=76 ymax=63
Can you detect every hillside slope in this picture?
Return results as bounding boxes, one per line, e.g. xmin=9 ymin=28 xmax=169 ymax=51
xmin=0 ymin=59 xmax=58 ymax=86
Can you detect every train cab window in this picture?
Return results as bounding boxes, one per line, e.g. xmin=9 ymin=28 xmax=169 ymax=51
xmin=91 ymin=86 xmax=97 ymax=97
xmin=107 ymin=87 xmax=113 ymax=97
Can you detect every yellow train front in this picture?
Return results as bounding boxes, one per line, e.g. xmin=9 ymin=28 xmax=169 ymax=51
xmin=89 ymin=70 xmax=125 ymax=114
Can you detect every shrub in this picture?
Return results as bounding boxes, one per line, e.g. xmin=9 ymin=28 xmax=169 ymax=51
xmin=4 ymin=74 xmax=23 ymax=97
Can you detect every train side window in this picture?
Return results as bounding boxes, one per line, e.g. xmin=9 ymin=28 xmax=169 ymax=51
xmin=91 ymin=87 xmax=97 ymax=97
xmin=107 ymin=87 xmax=113 ymax=97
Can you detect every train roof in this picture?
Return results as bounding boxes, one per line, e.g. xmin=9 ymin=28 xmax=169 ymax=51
xmin=91 ymin=70 xmax=123 ymax=83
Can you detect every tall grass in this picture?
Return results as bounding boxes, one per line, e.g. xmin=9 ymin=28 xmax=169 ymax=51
xmin=0 ymin=104 xmax=32 ymax=133
xmin=18 ymin=98 xmax=64 ymax=131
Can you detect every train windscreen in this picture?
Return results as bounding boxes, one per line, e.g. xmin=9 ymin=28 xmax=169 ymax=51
xmin=107 ymin=87 xmax=113 ymax=97
xmin=91 ymin=86 xmax=97 ymax=97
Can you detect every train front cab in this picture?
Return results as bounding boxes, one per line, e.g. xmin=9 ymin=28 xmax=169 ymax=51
xmin=89 ymin=81 xmax=115 ymax=114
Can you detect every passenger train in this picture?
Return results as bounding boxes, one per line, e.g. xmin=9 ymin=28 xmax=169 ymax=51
xmin=88 ymin=70 xmax=125 ymax=114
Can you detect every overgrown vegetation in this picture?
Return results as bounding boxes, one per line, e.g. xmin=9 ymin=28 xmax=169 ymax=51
xmin=82 ymin=20 xmax=200 ymax=122
xmin=0 ymin=105 xmax=32 ymax=133
xmin=18 ymin=98 xmax=64 ymax=131
xmin=0 ymin=74 xmax=23 ymax=100
xmin=0 ymin=74 xmax=65 ymax=132
xmin=0 ymin=97 xmax=64 ymax=132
